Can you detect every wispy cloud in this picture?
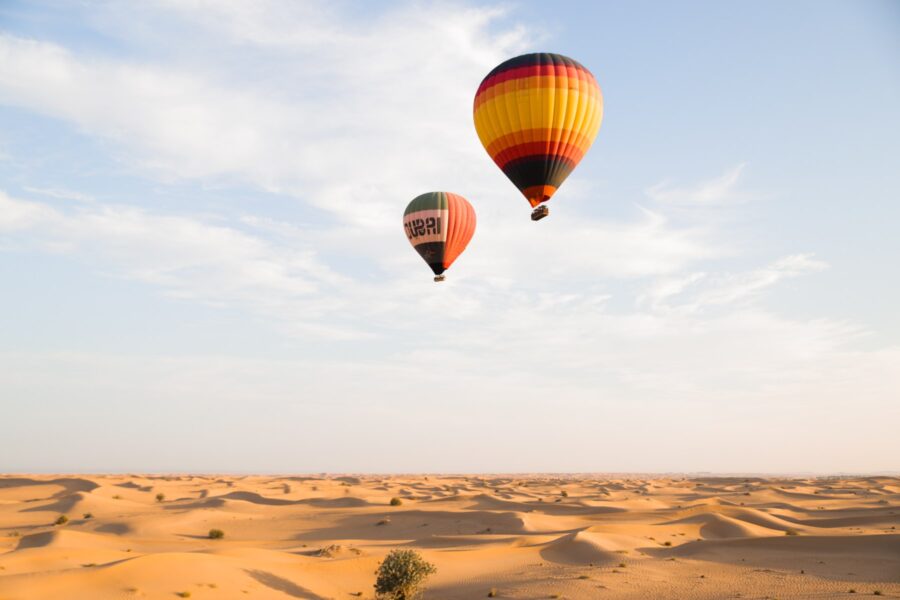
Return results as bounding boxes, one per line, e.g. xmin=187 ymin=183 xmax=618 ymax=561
xmin=639 ymin=253 xmax=829 ymax=312
xmin=0 ymin=4 xmax=528 ymax=228
xmin=646 ymin=163 xmax=749 ymax=206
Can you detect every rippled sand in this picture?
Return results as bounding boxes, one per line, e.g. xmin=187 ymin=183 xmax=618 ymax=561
xmin=1 ymin=474 xmax=898 ymax=598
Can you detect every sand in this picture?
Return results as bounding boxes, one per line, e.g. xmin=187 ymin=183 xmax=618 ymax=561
xmin=0 ymin=474 xmax=898 ymax=599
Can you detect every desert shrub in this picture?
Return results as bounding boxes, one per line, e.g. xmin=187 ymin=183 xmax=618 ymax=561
xmin=560 ymin=490 xmax=568 ymax=497
xmin=663 ymin=541 xmax=672 ymax=546
xmin=318 ymin=544 xmax=342 ymax=558
xmin=208 ymin=529 xmax=225 ymax=539
xmin=390 ymin=497 xmax=403 ymax=506
xmin=176 ymin=592 xmax=191 ymax=598
xmin=785 ymin=529 xmax=799 ymax=536
xmin=54 ymin=515 xmax=69 ymax=526
xmin=83 ymin=513 xmax=93 ymax=519
xmin=374 ymin=549 xmax=436 ymax=600
xmin=155 ymin=493 xmax=165 ymax=502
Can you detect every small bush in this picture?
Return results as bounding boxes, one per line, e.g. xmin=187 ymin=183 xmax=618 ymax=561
xmin=54 ymin=515 xmax=69 ymax=526
xmin=177 ymin=592 xmax=191 ymax=598
xmin=785 ymin=529 xmax=799 ymax=536
xmin=663 ymin=541 xmax=672 ymax=546
xmin=390 ymin=497 xmax=403 ymax=506
xmin=374 ymin=549 xmax=436 ymax=600
xmin=377 ymin=518 xmax=391 ymax=526
xmin=318 ymin=544 xmax=342 ymax=558
xmin=488 ymin=588 xmax=497 ymax=597
xmin=155 ymin=493 xmax=165 ymax=502
xmin=618 ymin=562 xmax=626 ymax=568
xmin=208 ymin=529 xmax=225 ymax=539
xmin=83 ymin=513 xmax=93 ymax=519
xmin=874 ymin=592 xmax=882 ymax=596
xmin=560 ymin=490 xmax=568 ymax=497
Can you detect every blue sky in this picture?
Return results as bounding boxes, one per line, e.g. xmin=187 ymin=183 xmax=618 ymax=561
xmin=1 ymin=1 xmax=898 ymax=473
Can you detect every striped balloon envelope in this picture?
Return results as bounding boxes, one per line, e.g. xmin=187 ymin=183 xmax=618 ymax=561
xmin=473 ymin=52 xmax=603 ymax=220
xmin=403 ymin=192 xmax=476 ymax=282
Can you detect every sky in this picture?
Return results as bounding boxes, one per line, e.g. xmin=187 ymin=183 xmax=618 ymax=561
xmin=1 ymin=0 xmax=898 ymax=474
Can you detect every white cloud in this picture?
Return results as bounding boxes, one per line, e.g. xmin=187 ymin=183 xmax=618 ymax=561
xmin=646 ymin=163 xmax=749 ymax=206
xmin=639 ymin=253 xmax=829 ymax=313
xmin=0 ymin=4 xmax=529 ymax=229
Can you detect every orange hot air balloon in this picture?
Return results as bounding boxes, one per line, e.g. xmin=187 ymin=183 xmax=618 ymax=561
xmin=403 ymin=192 xmax=476 ymax=282
xmin=473 ymin=52 xmax=603 ymax=221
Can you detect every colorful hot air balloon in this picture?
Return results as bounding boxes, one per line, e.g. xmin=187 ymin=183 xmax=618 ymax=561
xmin=473 ymin=52 xmax=603 ymax=221
xmin=403 ymin=192 xmax=476 ymax=282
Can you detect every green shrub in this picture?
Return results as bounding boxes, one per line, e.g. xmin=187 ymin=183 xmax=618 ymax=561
xmin=390 ymin=497 xmax=403 ymax=506
xmin=374 ymin=549 xmax=436 ymax=600
xmin=208 ymin=529 xmax=225 ymax=539
xmin=155 ymin=493 xmax=165 ymax=502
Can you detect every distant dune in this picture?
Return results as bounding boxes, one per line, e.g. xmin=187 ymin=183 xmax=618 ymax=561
xmin=0 ymin=474 xmax=898 ymax=598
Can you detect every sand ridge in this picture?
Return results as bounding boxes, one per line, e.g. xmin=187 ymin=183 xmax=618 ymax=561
xmin=0 ymin=474 xmax=898 ymax=598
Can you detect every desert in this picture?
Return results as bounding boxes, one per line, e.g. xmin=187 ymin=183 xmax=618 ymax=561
xmin=1 ymin=474 xmax=898 ymax=599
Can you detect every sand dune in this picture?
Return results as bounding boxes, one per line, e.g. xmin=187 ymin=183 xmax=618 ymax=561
xmin=0 ymin=475 xmax=898 ymax=598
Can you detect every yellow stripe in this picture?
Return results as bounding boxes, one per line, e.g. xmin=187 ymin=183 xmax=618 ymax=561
xmin=474 ymin=85 xmax=602 ymax=149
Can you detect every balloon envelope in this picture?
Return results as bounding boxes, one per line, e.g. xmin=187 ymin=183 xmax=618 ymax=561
xmin=403 ymin=192 xmax=476 ymax=278
xmin=473 ymin=52 xmax=603 ymax=208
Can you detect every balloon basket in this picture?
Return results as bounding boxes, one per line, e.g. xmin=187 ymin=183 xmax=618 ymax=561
xmin=434 ymin=275 xmax=446 ymax=282
xmin=531 ymin=205 xmax=550 ymax=221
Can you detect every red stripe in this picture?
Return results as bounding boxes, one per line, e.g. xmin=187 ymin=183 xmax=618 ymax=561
xmin=491 ymin=142 xmax=585 ymax=170
xmin=476 ymin=63 xmax=594 ymax=97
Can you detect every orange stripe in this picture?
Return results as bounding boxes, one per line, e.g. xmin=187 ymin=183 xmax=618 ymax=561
xmin=522 ymin=185 xmax=558 ymax=207
xmin=485 ymin=128 xmax=595 ymax=158
xmin=443 ymin=193 xmax=476 ymax=270
xmin=474 ymin=74 xmax=601 ymax=110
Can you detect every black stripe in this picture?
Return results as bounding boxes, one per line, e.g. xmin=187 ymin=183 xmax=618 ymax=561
xmin=500 ymin=155 xmax=575 ymax=191
xmin=483 ymin=53 xmax=584 ymax=80
xmin=413 ymin=241 xmax=446 ymax=275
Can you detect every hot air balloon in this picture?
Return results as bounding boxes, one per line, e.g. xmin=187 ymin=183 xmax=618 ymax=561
xmin=473 ymin=52 xmax=603 ymax=221
xmin=403 ymin=192 xmax=476 ymax=282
